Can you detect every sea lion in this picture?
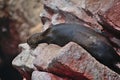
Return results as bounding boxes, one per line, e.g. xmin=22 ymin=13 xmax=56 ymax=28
xmin=27 ymin=23 xmax=120 ymax=74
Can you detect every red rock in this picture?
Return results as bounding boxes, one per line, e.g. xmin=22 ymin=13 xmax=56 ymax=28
xmin=105 ymin=1 xmax=120 ymax=31
xmin=34 ymin=42 xmax=120 ymax=80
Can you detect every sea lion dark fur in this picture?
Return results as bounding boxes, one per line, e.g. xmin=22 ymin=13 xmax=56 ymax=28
xmin=27 ymin=23 xmax=120 ymax=74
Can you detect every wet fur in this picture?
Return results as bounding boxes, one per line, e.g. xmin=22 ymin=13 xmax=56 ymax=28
xmin=27 ymin=23 xmax=120 ymax=74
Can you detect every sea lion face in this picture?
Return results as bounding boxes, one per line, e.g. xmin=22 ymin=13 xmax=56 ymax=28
xmin=27 ymin=27 xmax=54 ymax=48
xmin=27 ymin=33 xmax=44 ymax=48
xmin=27 ymin=24 xmax=74 ymax=48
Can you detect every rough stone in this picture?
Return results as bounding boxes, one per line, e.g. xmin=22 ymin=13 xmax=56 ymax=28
xmin=13 ymin=42 xmax=120 ymax=80
xmin=40 ymin=0 xmax=104 ymax=31
xmin=104 ymin=1 xmax=120 ymax=31
xmin=12 ymin=43 xmax=61 ymax=71
xmin=12 ymin=43 xmax=35 ymax=71
xmin=32 ymin=44 xmax=61 ymax=70
xmin=40 ymin=0 xmax=117 ymax=32
xmin=33 ymin=42 xmax=120 ymax=80
xmin=32 ymin=71 xmax=70 ymax=80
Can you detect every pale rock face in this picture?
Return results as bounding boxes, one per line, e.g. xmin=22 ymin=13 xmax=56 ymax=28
xmin=40 ymin=0 xmax=115 ymax=31
xmin=33 ymin=44 xmax=61 ymax=70
xmin=31 ymin=43 xmax=48 ymax=57
xmin=32 ymin=71 xmax=69 ymax=80
xmin=34 ymin=42 xmax=120 ymax=80
xmin=12 ymin=43 xmax=36 ymax=71
xmin=12 ymin=43 xmax=61 ymax=71
xmin=13 ymin=42 xmax=120 ymax=80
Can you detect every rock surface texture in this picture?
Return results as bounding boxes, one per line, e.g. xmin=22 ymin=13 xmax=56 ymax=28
xmin=12 ymin=0 xmax=120 ymax=80
xmin=13 ymin=42 xmax=120 ymax=80
xmin=32 ymin=71 xmax=69 ymax=80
